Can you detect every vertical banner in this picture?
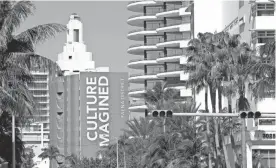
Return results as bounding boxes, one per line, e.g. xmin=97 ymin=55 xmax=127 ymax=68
xmin=79 ymin=72 xmax=129 ymax=158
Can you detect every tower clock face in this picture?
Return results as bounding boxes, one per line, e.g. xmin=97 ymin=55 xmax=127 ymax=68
xmin=56 ymin=154 xmax=65 ymax=164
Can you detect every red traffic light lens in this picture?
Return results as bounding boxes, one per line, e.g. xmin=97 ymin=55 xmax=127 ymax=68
xmin=160 ymin=111 xmax=165 ymax=117
xmin=240 ymin=112 xmax=247 ymax=118
xmin=167 ymin=110 xmax=173 ymax=117
xmin=255 ymin=111 xmax=261 ymax=118
xmin=152 ymin=111 xmax=158 ymax=117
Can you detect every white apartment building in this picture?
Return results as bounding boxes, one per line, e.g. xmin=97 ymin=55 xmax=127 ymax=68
xmin=222 ymin=0 xmax=275 ymax=167
xmin=21 ymin=71 xmax=50 ymax=168
xmin=127 ymin=0 xmax=194 ymax=117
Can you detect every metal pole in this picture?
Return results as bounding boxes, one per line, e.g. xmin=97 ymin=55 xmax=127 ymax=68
xmin=12 ymin=114 xmax=16 ymax=168
xmin=241 ymin=118 xmax=247 ymax=168
xmin=168 ymin=113 xmax=275 ymax=118
xmin=116 ymin=138 xmax=119 ymax=168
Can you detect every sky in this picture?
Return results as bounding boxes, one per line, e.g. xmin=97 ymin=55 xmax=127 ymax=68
xmin=18 ymin=1 xmax=224 ymax=74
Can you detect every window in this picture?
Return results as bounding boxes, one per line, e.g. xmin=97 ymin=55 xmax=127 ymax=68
xmin=145 ymin=6 xmax=163 ymax=15
xmin=253 ymin=149 xmax=276 ymax=168
xmin=239 ymin=0 xmax=244 ymax=8
xmin=145 ymin=36 xmax=164 ymax=45
xmin=254 ymin=30 xmax=275 ymax=44
xmin=166 ymin=32 xmax=184 ymax=41
xmin=73 ymin=29 xmax=79 ymax=42
xmin=145 ymin=21 xmax=164 ymax=30
xmin=146 ymin=65 xmax=164 ymax=74
xmin=69 ymin=56 xmax=72 ymax=59
xmin=239 ymin=24 xmax=245 ymax=33
xmin=256 ymin=3 xmax=275 ymax=16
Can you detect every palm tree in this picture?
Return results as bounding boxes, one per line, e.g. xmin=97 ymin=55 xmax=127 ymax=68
xmin=38 ymin=145 xmax=60 ymax=168
xmin=0 ymin=111 xmax=25 ymax=167
xmin=185 ymin=32 xmax=219 ymax=167
xmin=248 ymin=41 xmax=275 ymax=101
xmin=0 ymin=0 xmax=66 ymax=118
xmin=0 ymin=2 xmax=65 ymax=167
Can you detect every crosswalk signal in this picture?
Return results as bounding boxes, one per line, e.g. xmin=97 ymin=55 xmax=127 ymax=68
xmin=151 ymin=110 xmax=173 ymax=118
xmin=240 ymin=111 xmax=262 ymax=119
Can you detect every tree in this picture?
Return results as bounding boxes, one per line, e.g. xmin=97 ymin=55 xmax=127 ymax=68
xmin=0 ymin=0 xmax=66 ymax=120
xmin=0 ymin=111 xmax=25 ymax=168
xmin=38 ymin=145 xmax=60 ymax=168
xmin=21 ymin=147 xmax=36 ymax=168
xmin=185 ymin=32 xmax=220 ymax=167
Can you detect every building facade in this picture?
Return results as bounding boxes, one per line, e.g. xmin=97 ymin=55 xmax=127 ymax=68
xmin=21 ymin=71 xmax=51 ymax=168
xmin=222 ymin=0 xmax=276 ymax=167
xmin=127 ymin=0 xmax=195 ymax=117
xmin=49 ymin=14 xmax=130 ymax=167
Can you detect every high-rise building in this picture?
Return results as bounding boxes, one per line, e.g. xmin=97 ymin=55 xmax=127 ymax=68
xmin=49 ymin=14 xmax=129 ymax=167
xmin=21 ymin=70 xmax=50 ymax=168
xmin=127 ymin=0 xmax=195 ymax=117
xmin=222 ymin=1 xmax=275 ymax=167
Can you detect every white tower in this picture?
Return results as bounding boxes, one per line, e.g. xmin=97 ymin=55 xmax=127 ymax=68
xmin=57 ymin=13 xmax=99 ymax=76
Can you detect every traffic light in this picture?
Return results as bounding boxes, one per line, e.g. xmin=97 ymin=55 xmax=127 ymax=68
xmin=151 ymin=110 xmax=173 ymax=118
xmin=239 ymin=111 xmax=261 ymax=118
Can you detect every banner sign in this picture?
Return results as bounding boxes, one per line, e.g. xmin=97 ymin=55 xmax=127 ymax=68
xmin=79 ymin=72 xmax=129 ymax=158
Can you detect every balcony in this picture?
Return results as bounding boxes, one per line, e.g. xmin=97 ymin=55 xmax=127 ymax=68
xmin=157 ymin=52 xmax=184 ymax=63
xmin=156 ymin=6 xmax=182 ymax=18
xmin=128 ymin=88 xmax=146 ymax=98
xmin=157 ymin=22 xmax=191 ymax=33
xmin=255 ymin=15 xmax=276 ymax=30
xmin=156 ymin=37 xmax=189 ymax=48
xmin=128 ymin=43 xmax=158 ymax=55
xmin=127 ymin=0 xmax=158 ymax=12
xmin=157 ymin=67 xmax=184 ymax=78
xmin=128 ymin=58 xmax=160 ymax=69
xmin=127 ymin=13 xmax=160 ymax=27
xmin=129 ymin=101 xmax=148 ymax=112
xmin=128 ymin=28 xmax=160 ymax=41
xmin=129 ymin=72 xmax=163 ymax=83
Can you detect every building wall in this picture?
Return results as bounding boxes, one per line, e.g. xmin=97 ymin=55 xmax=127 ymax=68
xmin=21 ymin=71 xmax=50 ymax=168
xmin=50 ymin=72 xmax=130 ymax=164
xmin=222 ymin=1 xmax=276 ymax=167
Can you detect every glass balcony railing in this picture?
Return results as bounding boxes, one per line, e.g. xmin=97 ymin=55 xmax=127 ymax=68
xmin=129 ymin=57 xmax=156 ymax=63
xmin=128 ymin=13 xmax=158 ymax=20
xmin=128 ymin=27 xmax=159 ymax=34
xmin=158 ymin=52 xmax=185 ymax=58
xmin=128 ymin=43 xmax=157 ymax=49
xmin=160 ymin=21 xmax=190 ymax=27
xmin=129 ymin=71 xmax=163 ymax=77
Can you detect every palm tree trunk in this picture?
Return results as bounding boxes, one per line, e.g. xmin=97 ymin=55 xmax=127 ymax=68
xmin=222 ymin=137 xmax=231 ymax=168
xmin=123 ymin=151 xmax=126 ymax=168
xmin=205 ymin=86 xmax=212 ymax=168
xmin=209 ymin=83 xmax=220 ymax=167
xmin=218 ymin=85 xmax=232 ymax=168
